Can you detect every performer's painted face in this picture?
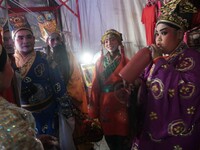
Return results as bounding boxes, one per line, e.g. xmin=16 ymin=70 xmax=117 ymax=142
xmin=155 ymin=23 xmax=182 ymax=54
xmin=14 ymin=30 xmax=35 ymax=56
xmin=47 ymin=33 xmax=62 ymax=48
xmin=3 ymin=31 xmax=14 ymax=54
xmin=104 ymin=34 xmax=120 ymax=52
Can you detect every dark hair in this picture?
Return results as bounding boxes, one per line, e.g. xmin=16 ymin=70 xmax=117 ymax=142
xmin=0 ymin=47 xmax=7 ymax=72
xmin=52 ymin=43 xmax=71 ymax=85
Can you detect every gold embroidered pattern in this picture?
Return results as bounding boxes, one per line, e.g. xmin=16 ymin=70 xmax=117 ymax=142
xmin=173 ymin=145 xmax=183 ymax=150
xmin=149 ymin=112 xmax=158 ymax=120
xmin=34 ymin=63 xmax=45 ymax=77
xmin=179 ymin=82 xmax=195 ymax=99
xmin=20 ymin=56 xmax=35 ymax=78
xmin=150 ymin=78 xmax=164 ymax=100
xmin=158 ymin=0 xmax=197 ymax=29
xmin=176 ymin=57 xmax=195 ymax=71
xmin=168 ymin=89 xmax=175 ymax=98
xmin=178 ymin=80 xmax=184 ymax=84
xmin=0 ymin=97 xmax=42 ymax=149
xmin=15 ymin=51 xmax=36 ymax=78
xmin=131 ymin=144 xmax=139 ymax=150
xmin=161 ymin=64 xmax=168 ymax=69
xmin=101 ymin=29 xmax=123 ymax=43
xmin=187 ymin=106 xmax=195 ymax=115
xmin=148 ymin=133 xmax=162 ymax=142
xmin=168 ymin=119 xmax=194 ymax=136
xmin=168 ymin=120 xmax=186 ymax=136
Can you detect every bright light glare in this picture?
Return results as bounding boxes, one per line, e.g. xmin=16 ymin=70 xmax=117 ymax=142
xmin=81 ymin=52 xmax=93 ymax=64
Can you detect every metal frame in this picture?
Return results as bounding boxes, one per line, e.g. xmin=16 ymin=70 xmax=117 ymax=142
xmin=7 ymin=0 xmax=82 ymax=46
xmin=57 ymin=0 xmax=82 ymax=46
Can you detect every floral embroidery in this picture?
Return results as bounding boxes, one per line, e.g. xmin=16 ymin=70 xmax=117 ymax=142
xmin=150 ymin=78 xmax=164 ymax=100
xmin=161 ymin=64 xmax=168 ymax=69
xmin=178 ymin=82 xmax=195 ymax=99
xmin=168 ymin=119 xmax=193 ymax=136
xmin=131 ymin=143 xmax=139 ymax=150
xmin=173 ymin=145 xmax=183 ymax=150
xmin=149 ymin=112 xmax=158 ymax=120
xmin=34 ymin=63 xmax=45 ymax=77
xmin=168 ymin=120 xmax=186 ymax=136
xmin=168 ymin=88 xmax=175 ymax=98
xmin=187 ymin=106 xmax=195 ymax=115
xmin=176 ymin=57 xmax=195 ymax=71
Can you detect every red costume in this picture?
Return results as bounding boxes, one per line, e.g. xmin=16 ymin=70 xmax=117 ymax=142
xmin=89 ymin=52 xmax=130 ymax=136
xmin=142 ymin=4 xmax=157 ymax=45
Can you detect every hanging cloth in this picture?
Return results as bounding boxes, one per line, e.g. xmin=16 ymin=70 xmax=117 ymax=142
xmin=141 ymin=2 xmax=157 ymax=45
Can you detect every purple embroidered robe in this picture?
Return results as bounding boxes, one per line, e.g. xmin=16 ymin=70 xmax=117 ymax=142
xmin=133 ymin=46 xmax=200 ymax=150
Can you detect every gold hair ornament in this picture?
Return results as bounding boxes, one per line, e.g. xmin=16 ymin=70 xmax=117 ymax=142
xmin=157 ymin=0 xmax=197 ymax=30
xmin=101 ymin=29 xmax=123 ymax=43
xmin=158 ymin=13 xmax=189 ymax=29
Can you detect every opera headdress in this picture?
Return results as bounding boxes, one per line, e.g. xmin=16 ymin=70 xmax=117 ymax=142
xmin=101 ymin=29 xmax=123 ymax=44
xmin=156 ymin=0 xmax=197 ymax=30
xmin=9 ymin=15 xmax=33 ymax=39
xmin=37 ymin=12 xmax=60 ymax=42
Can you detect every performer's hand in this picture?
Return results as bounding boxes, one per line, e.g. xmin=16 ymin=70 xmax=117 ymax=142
xmin=150 ymin=44 xmax=163 ymax=59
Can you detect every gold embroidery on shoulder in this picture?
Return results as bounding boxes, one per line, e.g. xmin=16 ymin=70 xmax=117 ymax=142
xmin=176 ymin=57 xmax=195 ymax=71
xmin=150 ymin=78 xmax=164 ymax=99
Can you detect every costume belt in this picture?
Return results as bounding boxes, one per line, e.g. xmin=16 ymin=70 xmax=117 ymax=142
xmin=21 ymin=96 xmax=53 ymax=112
